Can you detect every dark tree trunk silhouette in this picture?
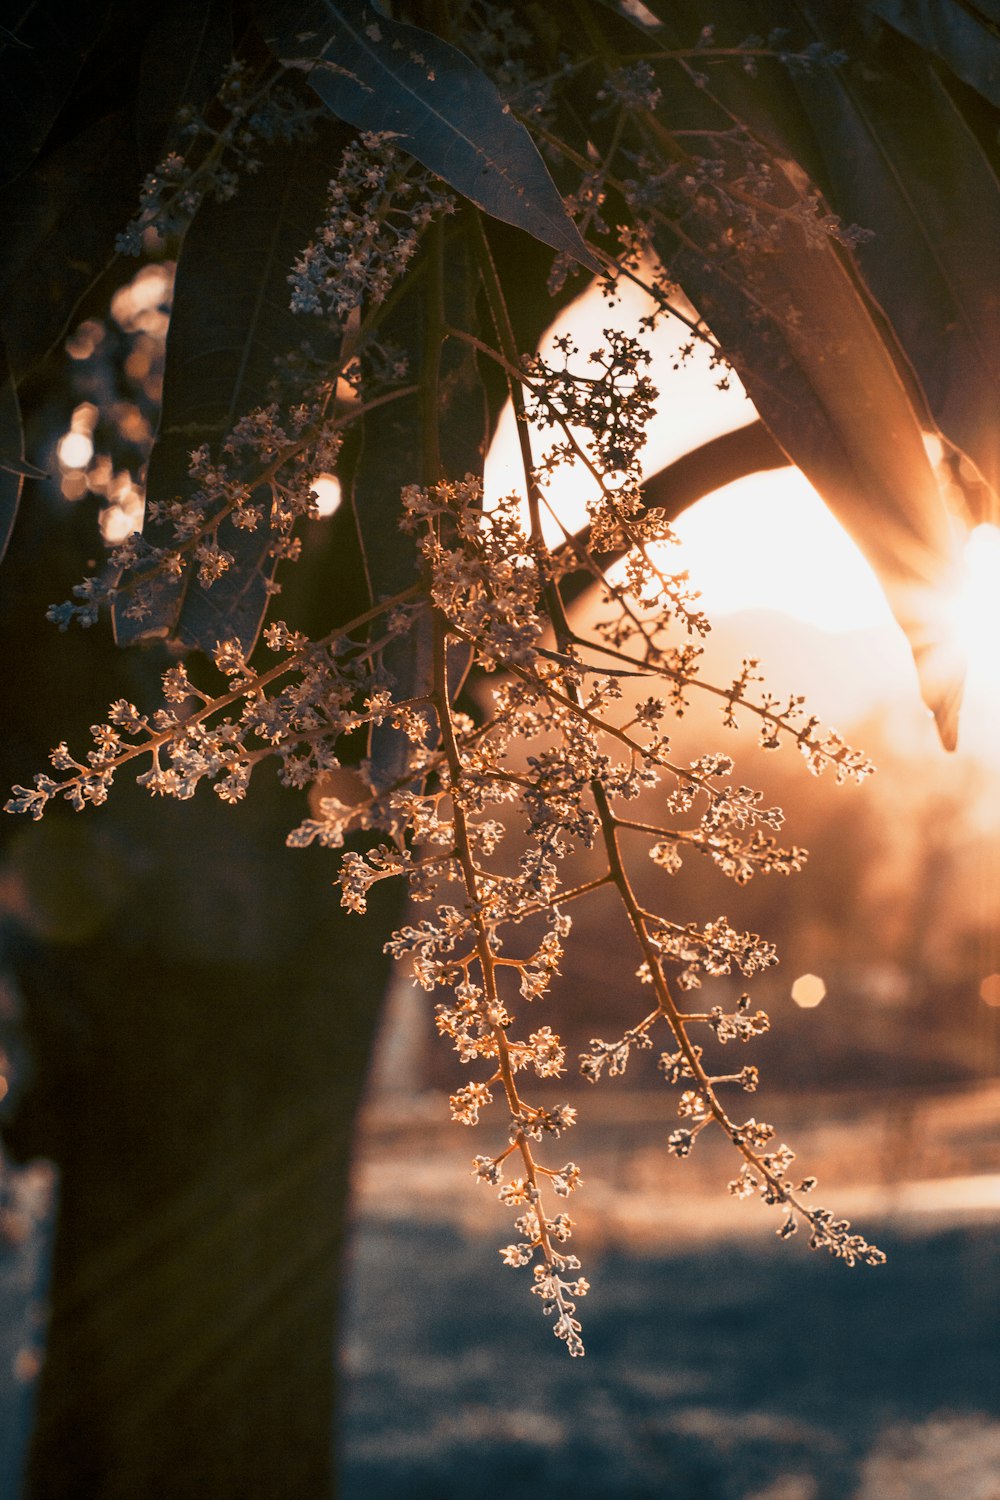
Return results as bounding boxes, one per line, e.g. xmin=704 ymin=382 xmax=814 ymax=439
xmin=15 ymin=879 xmax=398 ymax=1500
xmin=1 ymin=458 xmax=402 ymax=1499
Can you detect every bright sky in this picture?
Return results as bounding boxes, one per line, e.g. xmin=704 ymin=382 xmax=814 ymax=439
xmin=485 ymin=271 xmax=895 ymax=637
xmin=485 ymin=275 xmax=1000 ymax=999
xmin=484 ymin=271 xmax=1000 ymax=763
xmin=666 ymin=467 xmax=893 ymax=635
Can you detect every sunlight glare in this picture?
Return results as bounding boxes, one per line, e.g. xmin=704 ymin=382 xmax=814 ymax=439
xmin=312 ymin=473 xmax=342 ymax=518
xmin=485 ymin=271 xmax=749 ymax=545
xmin=99 ymin=505 xmax=139 ymax=545
xmin=485 ymin=273 xmax=895 ymax=638
xmin=951 ymin=525 xmax=1000 ymax=695
xmin=665 ymin=468 xmax=894 ymax=634
xmin=57 ymin=431 xmax=93 ymax=471
xmin=935 ymin=523 xmax=1000 ymax=758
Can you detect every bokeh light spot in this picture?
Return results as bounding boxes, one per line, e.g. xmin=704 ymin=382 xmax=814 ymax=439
xmin=57 ymin=431 xmax=93 ymax=471
xmin=791 ymin=974 xmax=826 ymax=1008
xmin=979 ymin=974 xmax=1000 ymax=1007
xmin=100 ymin=505 xmax=139 ymax=545
xmin=312 ymin=473 xmax=342 ymax=518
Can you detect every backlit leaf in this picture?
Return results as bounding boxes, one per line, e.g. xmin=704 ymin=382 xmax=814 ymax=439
xmin=113 ymin=120 xmax=348 ymax=653
xmin=580 ymin=0 xmax=968 ymax=740
xmin=0 ymin=345 xmax=23 ymax=562
xmin=787 ymin=5 xmax=1000 ymax=504
xmin=865 ymin=0 xmax=1000 ymax=108
xmin=659 ymin=171 xmax=965 ymax=744
xmin=258 ymin=0 xmax=600 ymax=273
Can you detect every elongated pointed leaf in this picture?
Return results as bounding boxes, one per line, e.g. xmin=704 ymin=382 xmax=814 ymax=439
xmin=136 ymin=0 xmax=233 ymax=167
xmin=660 ymin=176 xmax=965 ymax=742
xmin=594 ymin=0 xmax=663 ymax=32
xmin=349 ymin=221 xmax=486 ymax=789
xmin=114 ymin=122 xmax=348 ymax=653
xmin=0 ymin=1 xmax=112 ymax=186
xmin=0 ymin=452 xmax=47 ymax=480
xmin=0 ymin=109 xmax=139 ymax=384
xmin=578 ymin=0 xmax=968 ymax=739
xmin=865 ymin=0 xmax=1000 ymax=107
xmin=257 ymin=0 xmax=600 ymax=274
xmin=0 ymin=345 xmax=23 ymax=561
xmin=786 ymin=6 xmax=1000 ymax=505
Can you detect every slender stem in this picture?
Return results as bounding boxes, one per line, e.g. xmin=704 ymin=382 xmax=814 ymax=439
xmin=469 ymin=213 xmax=576 ymax=647
xmin=37 ymin=586 xmax=422 ymax=802
xmin=432 ymin=621 xmax=557 ymax=1260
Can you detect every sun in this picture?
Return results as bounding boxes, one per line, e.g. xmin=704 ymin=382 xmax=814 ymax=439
xmin=950 ymin=525 xmax=1000 ymax=688
xmin=938 ymin=522 xmax=1000 ymax=757
xmin=485 ymin=273 xmax=1000 ymax=758
xmin=665 ymin=465 xmax=894 ymax=635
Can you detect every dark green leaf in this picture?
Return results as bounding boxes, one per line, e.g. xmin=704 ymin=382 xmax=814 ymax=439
xmin=575 ymin=0 xmax=968 ymax=739
xmin=0 ymin=109 xmax=139 ymax=385
xmin=788 ymin=5 xmax=1000 ymax=504
xmin=0 ymin=1 xmax=113 ymax=186
xmin=0 ymin=345 xmax=23 ymax=562
xmin=113 ymin=121 xmax=349 ymax=653
xmin=349 ymin=220 xmax=486 ymax=788
xmin=662 ymin=192 xmax=965 ymax=742
xmin=0 ymin=451 xmax=47 ymax=481
xmin=865 ymin=0 xmax=1000 ymax=107
xmin=257 ymin=0 xmax=601 ymax=273
xmin=606 ymin=0 xmax=830 ymax=165
xmin=135 ymin=0 xmax=234 ymax=167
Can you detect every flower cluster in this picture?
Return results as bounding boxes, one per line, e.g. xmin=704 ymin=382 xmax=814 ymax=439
xmin=116 ymin=62 xmax=318 ymax=254
xmin=523 ymin=329 xmax=657 ymax=547
xmin=6 ymin=608 xmax=407 ymax=820
xmin=52 ymin=125 xmax=461 ymax=639
xmin=45 ymin=400 xmax=345 ymax=633
xmin=290 ymin=132 xmax=455 ymax=322
xmin=8 ymin=441 xmax=883 ymax=1353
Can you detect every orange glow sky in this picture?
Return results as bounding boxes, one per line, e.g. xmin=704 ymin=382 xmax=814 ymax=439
xmin=486 ymin=275 xmax=1000 ymax=765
